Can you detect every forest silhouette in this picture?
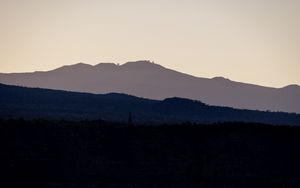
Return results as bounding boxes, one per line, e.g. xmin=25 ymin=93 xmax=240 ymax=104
xmin=1 ymin=119 xmax=300 ymax=187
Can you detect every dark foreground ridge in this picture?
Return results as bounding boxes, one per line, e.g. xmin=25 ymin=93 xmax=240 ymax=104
xmin=1 ymin=119 xmax=300 ymax=187
xmin=0 ymin=83 xmax=300 ymax=125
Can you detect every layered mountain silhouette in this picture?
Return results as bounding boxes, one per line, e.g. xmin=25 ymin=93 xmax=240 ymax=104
xmin=1 ymin=83 xmax=300 ymax=125
xmin=0 ymin=60 xmax=299 ymax=113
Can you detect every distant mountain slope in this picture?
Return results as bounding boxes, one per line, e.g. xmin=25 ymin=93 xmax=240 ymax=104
xmin=0 ymin=84 xmax=299 ymax=125
xmin=0 ymin=60 xmax=299 ymax=113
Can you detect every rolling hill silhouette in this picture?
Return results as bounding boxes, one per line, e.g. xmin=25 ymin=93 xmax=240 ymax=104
xmin=0 ymin=83 xmax=299 ymax=125
xmin=0 ymin=60 xmax=299 ymax=113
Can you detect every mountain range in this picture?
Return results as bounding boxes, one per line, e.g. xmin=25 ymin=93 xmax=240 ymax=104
xmin=0 ymin=60 xmax=299 ymax=113
xmin=0 ymin=83 xmax=300 ymax=125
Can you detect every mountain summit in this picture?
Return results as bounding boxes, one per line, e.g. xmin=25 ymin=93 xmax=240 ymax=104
xmin=0 ymin=60 xmax=299 ymax=113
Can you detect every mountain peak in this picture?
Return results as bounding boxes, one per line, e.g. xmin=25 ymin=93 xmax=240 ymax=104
xmin=282 ymin=84 xmax=300 ymax=90
xmin=212 ymin=76 xmax=231 ymax=82
xmin=53 ymin=63 xmax=92 ymax=72
xmin=95 ymin=62 xmax=117 ymax=66
xmin=94 ymin=63 xmax=118 ymax=69
xmin=121 ymin=60 xmax=164 ymax=69
xmin=68 ymin=62 xmax=92 ymax=68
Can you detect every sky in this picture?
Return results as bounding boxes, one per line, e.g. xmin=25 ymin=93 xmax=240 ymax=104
xmin=0 ymin=0 xmax=299 ymax=88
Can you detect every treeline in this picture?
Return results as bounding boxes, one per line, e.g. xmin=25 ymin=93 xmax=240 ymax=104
xmin=1 ymin=119 xmax=300 ymax=187
xmin=1 ymin=83 xmax=300 ymax=125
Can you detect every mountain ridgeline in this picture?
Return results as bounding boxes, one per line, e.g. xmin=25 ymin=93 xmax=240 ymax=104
xmin=0 ymin=61 xmax=299 ymax=114
xmin=0 ymin=84 xmax=299 ymax=125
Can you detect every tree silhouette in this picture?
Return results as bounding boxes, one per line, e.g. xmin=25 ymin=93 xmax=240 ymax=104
xmin=128 ymin=112 xmax=133 ymax=126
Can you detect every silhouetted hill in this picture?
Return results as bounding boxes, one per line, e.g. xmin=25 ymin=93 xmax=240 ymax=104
xmin=1 ymin=60 xmax=299 ymax=113
xmin=0 ymin=83 xmax=299 ymax=125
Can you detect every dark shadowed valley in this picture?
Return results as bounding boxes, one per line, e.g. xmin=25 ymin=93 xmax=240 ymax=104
xmin=1 ymin=119 xmax=300 ymax=188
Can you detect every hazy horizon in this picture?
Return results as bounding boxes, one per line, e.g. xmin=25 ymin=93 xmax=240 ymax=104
xmin=0 ymin=0 xmax=299 ymax=87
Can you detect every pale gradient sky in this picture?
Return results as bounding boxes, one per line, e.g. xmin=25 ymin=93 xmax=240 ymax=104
xmin=0 ymin=0 xmax=299 ymax=87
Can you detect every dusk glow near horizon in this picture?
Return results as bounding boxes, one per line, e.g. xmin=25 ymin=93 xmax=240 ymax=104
xmin=0 ymin=0 xmax=299 ymax=87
